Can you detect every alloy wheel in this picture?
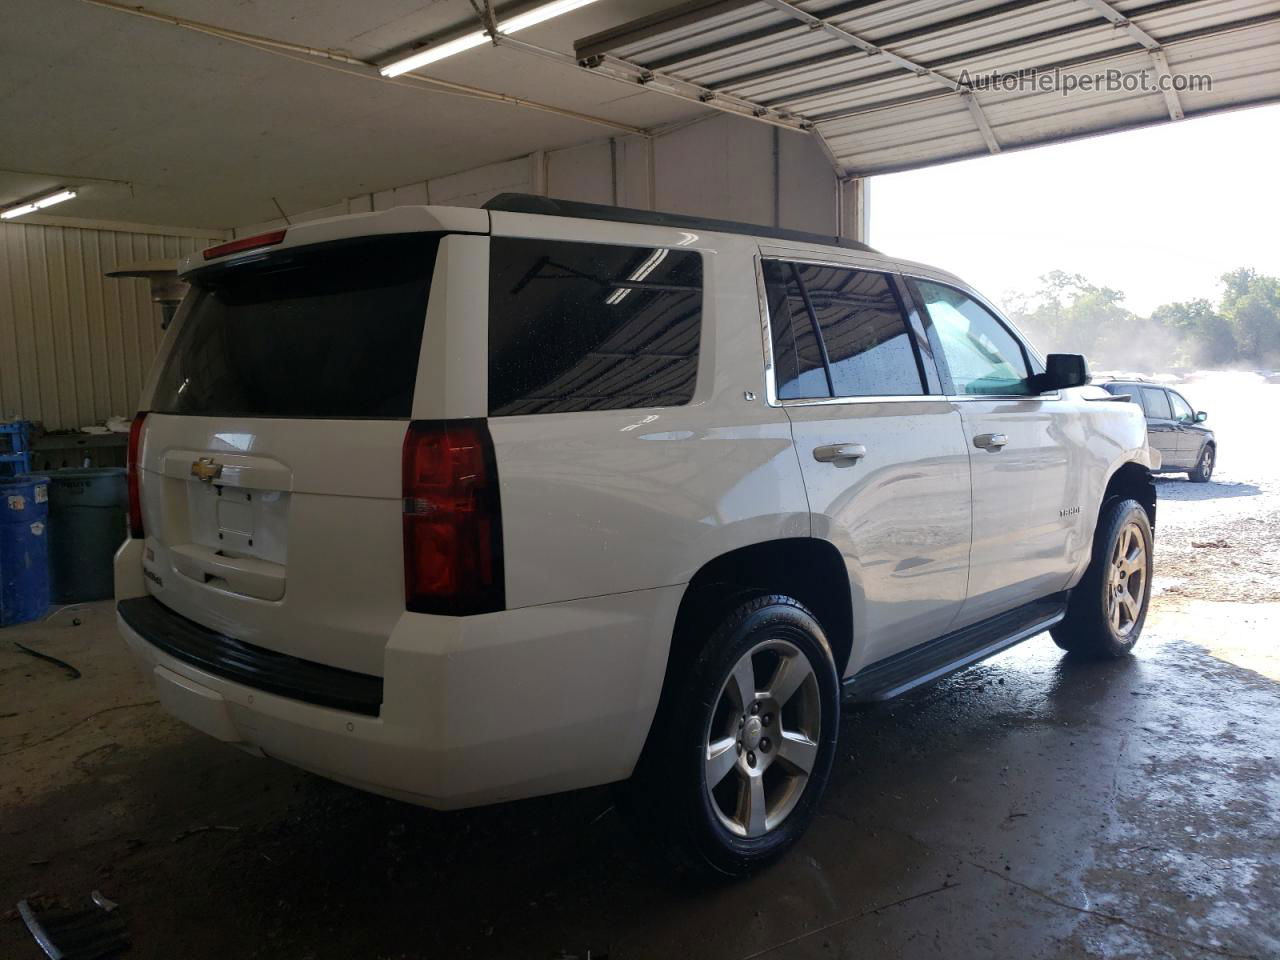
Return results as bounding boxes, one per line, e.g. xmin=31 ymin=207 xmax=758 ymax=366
xmin=1107 ymin=521 xmax=1147 ymax=637
xmin=703 ymin=638 xmax=822 ymax=838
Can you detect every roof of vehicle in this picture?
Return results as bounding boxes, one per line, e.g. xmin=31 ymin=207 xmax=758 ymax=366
xmin=185 ymin=197 xmax=980 ymax=296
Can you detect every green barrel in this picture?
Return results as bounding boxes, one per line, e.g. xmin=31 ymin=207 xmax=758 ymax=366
xmin=47 ymin=467 xmax=128 ymax=603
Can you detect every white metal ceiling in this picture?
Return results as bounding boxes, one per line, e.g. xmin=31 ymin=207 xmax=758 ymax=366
xmin=575 ymin=0 xmax=1280 ymax=175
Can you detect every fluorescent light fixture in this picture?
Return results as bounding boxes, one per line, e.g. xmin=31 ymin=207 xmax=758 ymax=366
xmin=1 ymin=188 xmax=77 ymax=219
xmin=0 ymin=203 xmax=38 ymax=220
xmin=380 ymin=31 xmax=489 ymax=75
xmin=498 ymin=0 xmax=601 ymax=33
xmin=35 ymin=189 xmax=76 ymax=209
xmin=380 ymin=0 xmax=603 ymax=77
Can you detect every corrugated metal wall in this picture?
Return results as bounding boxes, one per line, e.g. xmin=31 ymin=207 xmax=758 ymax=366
xmin=0 ymin=222 xmax=217 ymax=431
xmin=236 ymin=116 xmax=843 ymax=239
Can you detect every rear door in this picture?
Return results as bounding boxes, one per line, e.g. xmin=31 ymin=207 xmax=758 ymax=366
xmin=907 ymin=277 xmax=1080 ymax=627
xmin=134 ymin=233 xmax=442 ymax=676
xmin=1139 ymin=386 xmax=1182 ymax=467
xmin=762 ymin=254 xmax=972 ymax=671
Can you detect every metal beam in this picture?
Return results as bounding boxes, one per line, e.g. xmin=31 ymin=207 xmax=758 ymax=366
xmin=809 ymin=11 xmax=1278 ymax=124
xmin=744 ymin=0 xmax=1204 ymax=108
xmin=755 ymin=0 xmax=963 ymax=93
xmin=810 ymin=126 xmax=849 ymax=176
xmin=1076 ymin=0 xmax=1184 ymax=120
xmin=1148 ymin=47 xmax=1185 ymax=119
xmin=1077 ymin=0 xmax=1161 ymax=48
xmin=962 ymin=91 xmax=1002 ymax=154
xmin=754 ymin=0 xmax=1002 ymax=153
xmin=569 ymin=49 xmax=811 ymax=133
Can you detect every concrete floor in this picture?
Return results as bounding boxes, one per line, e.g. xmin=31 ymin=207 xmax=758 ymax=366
xmin=2 ymin=378 xmax=1278 ymax=959
xmin=3 ymin=593 xmax=1277 ymax=959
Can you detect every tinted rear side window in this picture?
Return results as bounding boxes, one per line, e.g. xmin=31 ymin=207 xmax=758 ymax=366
xmin=763 ymin=261 xmax=831 ymax=400
xmin=1142 ymin=387 xmax=1173 ymax=419
xmin=153 ymin=235 xmax=439 ymax=418
xmin=488 ymin=238 xmax=702 ymax=415
xmin=764 ymin=260 xmax=924 ymax=399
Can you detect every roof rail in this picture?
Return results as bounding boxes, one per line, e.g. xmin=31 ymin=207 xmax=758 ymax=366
xmin=482 ymin=193 xmax=878 ymax=253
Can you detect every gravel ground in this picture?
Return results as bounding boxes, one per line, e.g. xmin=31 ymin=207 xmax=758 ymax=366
xmin=1148 ymin=374 xmax=1280 ymax=603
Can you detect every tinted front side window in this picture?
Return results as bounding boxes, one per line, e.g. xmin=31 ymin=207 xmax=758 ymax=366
xmin=1169 ymin=391 xmax=1193 ymax=421
xmin=1142 ymin=387 xmax=1173 ymax=419
xmin=488 ymin=238 xmax=702 ymax=415
xmin=913 ymin=280 xmax=1031 ymax=397
xmin=764 ymin=261 xmax=924 ymax=399
xmin=153 ymin=235 xmax=439 ymax=418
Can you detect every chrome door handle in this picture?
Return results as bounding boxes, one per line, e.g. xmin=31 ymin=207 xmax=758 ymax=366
xmin=813 ymin=443 xmax=867 ymax=464
xmin=973 ymin=433 xmax=1008 ymax=450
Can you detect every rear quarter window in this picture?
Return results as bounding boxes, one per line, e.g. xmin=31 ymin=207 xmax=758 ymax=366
xmin=153 ymin=234 xmax=439 ymax=419
xmin=487 ymin=238 xmax=702 ymax=415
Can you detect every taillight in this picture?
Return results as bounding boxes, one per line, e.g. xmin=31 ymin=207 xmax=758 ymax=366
xmin=127 ymin=412 xmax=147 ymax=539
xmin=202 ymin=229 xmax=287 ymax=260
xmin=402 ymin=420 xmax=504 ymax=616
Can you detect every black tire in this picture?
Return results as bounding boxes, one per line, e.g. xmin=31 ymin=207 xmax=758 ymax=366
xmin=1052 ymin=498 xmax=1153 ymax=658
xmin=627 ymin=594 xmax=840 ymax=878
xmin=1189 ymin=443 xmax=1215 ymax=483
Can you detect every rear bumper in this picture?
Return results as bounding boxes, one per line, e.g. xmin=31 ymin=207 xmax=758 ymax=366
xmin=115 ymin=543 xmax=683 ymax=809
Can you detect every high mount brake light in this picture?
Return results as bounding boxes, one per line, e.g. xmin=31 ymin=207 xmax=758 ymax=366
xmin=402 ymin=420 xmax=505 ymax=616
xmin=203 ymin=229 xmax=287 ymax=261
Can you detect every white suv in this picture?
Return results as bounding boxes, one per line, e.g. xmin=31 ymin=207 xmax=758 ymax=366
xmin=115 ymin=195 xmax=1158 ymax=876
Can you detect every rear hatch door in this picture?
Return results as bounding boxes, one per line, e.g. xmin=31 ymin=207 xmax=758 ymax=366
xmin=135 ymin=233 xmax=441 ymax=676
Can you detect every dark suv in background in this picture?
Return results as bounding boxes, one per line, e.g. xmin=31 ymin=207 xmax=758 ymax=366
xmin=1100 ymin=379 xmax=1216 ymax=482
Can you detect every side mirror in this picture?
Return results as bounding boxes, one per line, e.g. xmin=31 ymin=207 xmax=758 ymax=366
xmin=1195 ymin=410 xmax=1208 ymax=423
xmin=1031 ymin=353 xmax=1090 ymax=393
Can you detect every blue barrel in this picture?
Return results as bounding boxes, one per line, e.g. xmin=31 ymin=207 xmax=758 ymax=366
xmin=47 ymin=467 xmax=128 ymax=603
xmin=1 ymin=474 xmax=51 ymax=626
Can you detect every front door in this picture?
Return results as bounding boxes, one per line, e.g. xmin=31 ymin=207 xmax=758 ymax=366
xmin=761 ymin=255 xmax=972 ymax=673
xmin=907 ymin=278 xmax=1080 ymax=628
xmin=1166 ymin=389 xmax=1201 ymax=464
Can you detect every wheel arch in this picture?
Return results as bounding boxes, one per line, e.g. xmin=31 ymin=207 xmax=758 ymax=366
xmin=630 ymin=537 xmax=852 ymax=785
xmin=671 ymin=538 xmax=854 ymax=678
xmin=1101 ymin=459 xmax=1156 ymax=530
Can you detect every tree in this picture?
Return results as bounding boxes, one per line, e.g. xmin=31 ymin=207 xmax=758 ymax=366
xmin=1219 ymin=268 xmax=1280 ymax=363
xmin=1004 ymin=267 xmax=1280 ymax=372
xmin=1004 ymin=271 xmax=1137 ymax=369
xmin=1151 ymin=299 xmax=1235 ymax=366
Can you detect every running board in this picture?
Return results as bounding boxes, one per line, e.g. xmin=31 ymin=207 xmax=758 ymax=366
xmin=842 ymin=594 xmax=1068 ymax=703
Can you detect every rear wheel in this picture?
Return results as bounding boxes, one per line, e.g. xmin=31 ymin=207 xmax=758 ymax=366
xmin=1052 ymin=498 xmax=1153 ymax=658
xmin=1189 ymin=444 xmax=1215 ymax=483
xmin=629 ymin=595 xmax=839 ymax=877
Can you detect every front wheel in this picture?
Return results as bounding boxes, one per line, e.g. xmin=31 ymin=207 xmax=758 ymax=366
xmin=630 ymin=595 xmax=840 ymax=877
xmin=1052 ymin=498 xmax=1153 ymax=658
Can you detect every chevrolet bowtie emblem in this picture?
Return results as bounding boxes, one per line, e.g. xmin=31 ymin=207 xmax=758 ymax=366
xmin=190 ymin=457 xmax=223 ymax=483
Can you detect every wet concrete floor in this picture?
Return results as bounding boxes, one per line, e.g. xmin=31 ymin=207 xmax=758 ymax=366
xmin=2 ymin=591 xmax=1276 ymax=959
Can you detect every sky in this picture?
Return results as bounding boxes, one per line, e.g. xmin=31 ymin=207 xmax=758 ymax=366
xmin=868 ymin=103 xmax=1280 ymax=317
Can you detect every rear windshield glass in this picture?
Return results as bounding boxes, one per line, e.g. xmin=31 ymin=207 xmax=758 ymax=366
xmin=152 ymin=234 xmax=439 ymax=419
